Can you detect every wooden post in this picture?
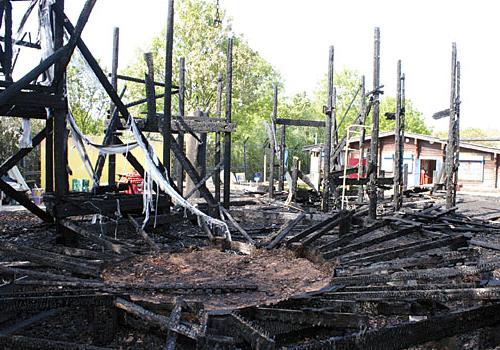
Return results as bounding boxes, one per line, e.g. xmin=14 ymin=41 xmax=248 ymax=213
xmin=144 ymin=52 xmax=157 ymax=126
xmin=403 ymin=163 xmax=408 ymax=191
xmin=445 ymin=43 xmax=457 ymax=209
xmin=452 ymin=61 xmax=461 ymax=202
xmin=223 ymin=38 xmax=233 ymax=209
xmin=53 ymin=0 xmax=68 ymax=198
xmin=357 ymin=76 xmax=366 ymax=203
xmin=291 ymin=156 xmax=299 ymax=202
xmin=393 ymin=60 xmax=404 ymax=210
xmin=176 ymin=57 xmax=185 ymax=195
xmin=269 ymin=84 xmax=278 ymax=198
xmin=163 ymin=0 xmax=174 ymax=214
xmin=321 ymin=45 xmax=334 ymax=211
xmin=3 ymin=0 xmax=12 ymax=81
xmin=278 ymin=124 xmax=286 ymax=191
xmin=214 ymin=72 xmax=223 ymax=204
xmin=369 ymin=27 xmax=381 ymax=219
xmin=108 ymin=27 xmax=119 ymax=187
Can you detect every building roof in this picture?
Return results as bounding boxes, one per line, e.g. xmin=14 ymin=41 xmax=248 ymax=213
xmin=365 ymin=131 xmax=500 ymax=156
xmin=304 ymin=131 xmax=500 ymax=156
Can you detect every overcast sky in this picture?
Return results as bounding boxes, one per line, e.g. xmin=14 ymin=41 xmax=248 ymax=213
xmin=30 ymin=1 xmax=500 ymax=132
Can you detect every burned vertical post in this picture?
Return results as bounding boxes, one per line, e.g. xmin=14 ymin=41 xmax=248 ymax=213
xmin=452 ymin=61 xmax=461 ymax=200
xmin=223 ymin=37 xmax=233 ymax=209
xmin=368 ymin=27 xmax=381 ymax=219
xmin=45 ymin=0 xmax=54 ymax=192
xmin=108 ymin=27 xmax=119 ymax=187
xmin=278 ymin=124 xmax=286 ymax=191
xmin=321 ymin=45 xmax=334 ymax=212
xmin=357 ymin=76 xmax=366 ymax=203
xmin=163 ymin=0 xmax=174 ymax=212
xmin=214 ymin=72 xmax=223 ymax=205
xmin=445 ymin=43 xmax=457 ymax=209
xmin=53 ymin=0 xmax=68 ymax=197
xmin=144 ymin=52 xmax=157 ymax=126
xmin=176 ymin=57 xmax=186 ymax=195
xmin=3 ymin=0 xmax=12 ymax=81
xmin=393 ymin=60 xmax=404 ymax=210
xmin=269 ymin=84 xmax=278 ymax=198
xmin=291 ymin=157 xmax=299 ymax=202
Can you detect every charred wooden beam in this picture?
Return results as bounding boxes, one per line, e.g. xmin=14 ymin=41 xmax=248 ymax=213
xmin=318 ymin=220 xmax=388 ymax=252
xmin=0 ymin=335 xmax=112 ymax=350
xmin=322 ymin=46 xmax=334 ymax=211
xmin=323 ymin=225 xmax=419 ymax=260
xmin=445 ymin=43 xmax=458 ymax=208
xmin=2 ymin=0 xmax=12 ymax=81
xmin=115 ymin=297 xmax=199 ymax=339
xmin=60 ymin=219 xmax=128 ymax=254
xmin=275 ymin=118 xmax=325 ymax=128
xmin=266 ymin=212 xmax=306 ymax=249
xmin=223 ymin=37 xmax=233 ymax=209
xmin=278 ymin=124 xmax=286 ymax=191
xmin=166 ymin=298 xmax=184 ymax=350
xmin=214 ymin=71 xmax=223 ymax=205
xmin=176 ymin=57 xmax=186 ymax=195
xmin=393 ymin=60 xmax=405 ymax=210
xmin=287 ymin=213 xmax=342 ymax=245
xmin=269 ymin=84 xmax=278 ymax=198
xmin=127 ymin=215 xmax=160 ymax=253
xmin=107 ymin=27 xmax=119 ymax=187
xmin=332 ymin=261 xmax=500 ymax=286
xmin=220 ymin=205 xmax=255 ymax=244
xmin=252 ymin=307 xmax=368 ymax=329
xmin=230 ymin=313 xmax=275 ymax=350
xmin=368 ymin=27 xmax=381 ymax=219
xmin=0 ymin=293 xmax=114 ymax=313
xmin=287 ymin=303 xmax=500 ymax=350
xmin=342 ymin=235 xmax=467 ymax=265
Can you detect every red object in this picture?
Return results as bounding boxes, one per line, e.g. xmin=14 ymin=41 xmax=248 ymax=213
xmin=118 ymin=172 xmax=144 ymax=194
xmin=347 ymin=157 xmax=367 ymax=178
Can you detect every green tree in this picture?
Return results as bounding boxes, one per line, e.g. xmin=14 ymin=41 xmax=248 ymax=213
xmin=379 ymin=97 xmax=431 ymax=135
xmin=123 ymin=0 xmax=280 ymax=175
xmin=67 ymin=53 xmax=108 ymax=135
xmin=313 ymin=68 xmax=431 ymax=138
xmin=434 ymin=128 xmax=500 ymax=148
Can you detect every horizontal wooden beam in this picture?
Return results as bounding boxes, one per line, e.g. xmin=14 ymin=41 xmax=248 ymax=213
xmin=275 ymin=118 xmax=325 ymax=128
xmin=0 ymin=35 xmax=41 ymax=49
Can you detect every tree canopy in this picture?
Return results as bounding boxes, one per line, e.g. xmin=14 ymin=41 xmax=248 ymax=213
xmin=81 ymin=0 xmax=435 ymax=176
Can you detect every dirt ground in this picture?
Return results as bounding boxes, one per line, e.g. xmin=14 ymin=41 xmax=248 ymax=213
xmin=103 ymin=246 xmax=332 ymax=309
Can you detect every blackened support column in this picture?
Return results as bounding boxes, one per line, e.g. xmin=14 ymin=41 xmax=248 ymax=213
xmin=108 ymin=27 xmax=119 ymax=187
xmin=162 ymin=0 xmax=174 ymax=212
xmin=214 ymin=72 xmax=223 ymax=205
xmin=321 ymin=45 xmax=334 ymax=212
xmin=223 ymin=38 xmax=233 ymax=209
xmin=445 ymin=43 xmax=457 ymax=209
xmin=368 ymin=27 xmax=381 ymax=219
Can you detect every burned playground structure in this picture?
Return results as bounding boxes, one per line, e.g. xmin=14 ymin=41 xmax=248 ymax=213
xmin=0 ymin=1 xmax=500 ymax=349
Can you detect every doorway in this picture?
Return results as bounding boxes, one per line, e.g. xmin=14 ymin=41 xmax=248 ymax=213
xmin=420 ymin=159 xmax=436 ymax=185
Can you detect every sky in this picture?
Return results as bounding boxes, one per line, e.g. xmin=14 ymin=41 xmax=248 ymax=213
xmin=14 ymin=0 xmax=500 ymax=132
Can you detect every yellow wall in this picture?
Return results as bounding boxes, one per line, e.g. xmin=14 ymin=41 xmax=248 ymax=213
xmin=41 ymin=136 xmax=164 ymax=190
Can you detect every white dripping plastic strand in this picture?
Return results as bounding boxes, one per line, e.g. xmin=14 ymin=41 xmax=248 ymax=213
xmin=66 ymin=112 xmax=139 ymax=154
xmin=67 ymin=112 xmax=96 ymax=180
xmin=127 ymin=116 xmax=229 ymax=234
xmin=66 ymin=112 xmax=139 ymax=187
